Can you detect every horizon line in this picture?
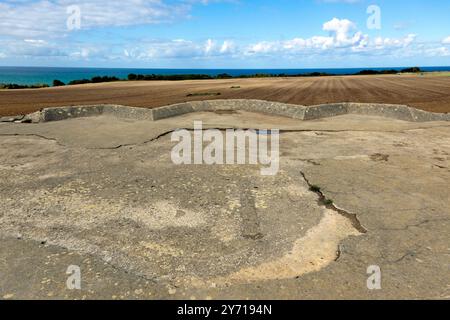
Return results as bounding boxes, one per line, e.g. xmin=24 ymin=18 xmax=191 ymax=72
xmin=2 ymin=65 xmax=450 ymax=70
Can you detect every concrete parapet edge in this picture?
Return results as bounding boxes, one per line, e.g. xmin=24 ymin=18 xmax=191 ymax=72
xmin=6 ymin=100 xmax=449 ymax=123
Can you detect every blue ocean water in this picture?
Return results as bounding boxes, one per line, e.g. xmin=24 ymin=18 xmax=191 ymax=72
xmin=1 ymin=66 xmax=449 ymax=86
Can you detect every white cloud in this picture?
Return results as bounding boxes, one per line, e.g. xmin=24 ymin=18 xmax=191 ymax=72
xmin=220 ymin=40 xmax=235 ymax=54
xmin=0 ymin=0 xmax=190 ymax=38
xmin=24 ymin=39 xmax=47 ymax=45
xmin=426 ymin=47 xmax=450 ymax=57
xmin=71 ymin=48 xmax=93 ymax=59
xmin=121 ymin=38 xmax=236 ymax=60
xmin=205 ymin=39 xmax=215 ymax=55
xmin=245 ymin=18 xmax=415 ymax=57
xmin=443 ymin=36 xmax=450 ymax=44
xmin=374 ymin=34 xmax=416 ymax=49
xmin=323 ymin=18 xmax=356 ymax=45
xmin=203 ymin=39 xmax=236 ymax=56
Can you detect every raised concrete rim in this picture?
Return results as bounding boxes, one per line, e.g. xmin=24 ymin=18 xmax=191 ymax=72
xmin=2 ymin=99 xmax=450 ymax=123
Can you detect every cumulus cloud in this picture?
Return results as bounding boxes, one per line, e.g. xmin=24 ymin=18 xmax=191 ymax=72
xmin=323 ymin=18 xmax=356 ymax=44
xmin=443 ymin=36 xmax=450 ymax=44
xmin=245 ymin=18 xmax=416 ymax=57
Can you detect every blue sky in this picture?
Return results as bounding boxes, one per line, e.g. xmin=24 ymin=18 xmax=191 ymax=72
xmin=0 ymin=0 xmax=449 ymax=68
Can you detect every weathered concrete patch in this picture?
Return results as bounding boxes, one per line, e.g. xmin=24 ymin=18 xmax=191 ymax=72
xmin=213 ymin=210 xmax=360 ymax=284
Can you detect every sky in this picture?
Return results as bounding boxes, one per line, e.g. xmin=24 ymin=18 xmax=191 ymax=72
xmin=0 ymin=0 xmax=449 ymax=68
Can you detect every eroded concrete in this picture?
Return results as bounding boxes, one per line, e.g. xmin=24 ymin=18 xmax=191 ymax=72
xmin=0 ymin=110 xmax=449 ymax=300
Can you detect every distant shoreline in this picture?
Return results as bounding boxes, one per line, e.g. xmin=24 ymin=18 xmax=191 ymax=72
xmin=1 ymin=66 xmax=450 ymax=87
xmin=0 ymin=67 xmax=445 ymax=90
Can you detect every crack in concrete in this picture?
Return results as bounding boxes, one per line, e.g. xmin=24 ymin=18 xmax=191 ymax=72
xmin=85 ymin=130 xmax=176 ymax=150
xmin=0 ymin=133 xmax=59 ymax=143
xmin=391 ymin=250 xmax=417 ymax=263
xmin=2 ymin=124 xmax=450 ymax=150
xmin=334 ymin=244 xmax=343 ymax=262
xmin=0 ymin=130 xmax=175 ymax=150
xmin=299 ymin=171 xmax=368 ymax=234
xmin=379 ymin=217 xmax=450 ymax=231
xmin=239 ymin=185 xmax=263 ymax=240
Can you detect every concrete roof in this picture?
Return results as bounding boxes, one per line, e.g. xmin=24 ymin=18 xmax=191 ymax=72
xmin=0 ymin=104 xmax=449 ymax=299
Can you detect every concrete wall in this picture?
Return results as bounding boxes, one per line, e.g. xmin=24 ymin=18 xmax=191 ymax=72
xmin=7 ymin=100 xmax=449 ymax=124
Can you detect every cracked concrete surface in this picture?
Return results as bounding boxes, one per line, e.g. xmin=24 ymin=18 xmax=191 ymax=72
xmin=0 ymin=110 xmax=449 ymax=300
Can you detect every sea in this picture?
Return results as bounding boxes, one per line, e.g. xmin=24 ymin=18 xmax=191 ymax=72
xmin=1 ymin=66 xmax=450 ymax=86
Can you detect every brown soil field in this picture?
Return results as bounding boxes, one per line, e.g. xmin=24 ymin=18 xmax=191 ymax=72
xmin=1 ymin=74 xmax=450 ymax=116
